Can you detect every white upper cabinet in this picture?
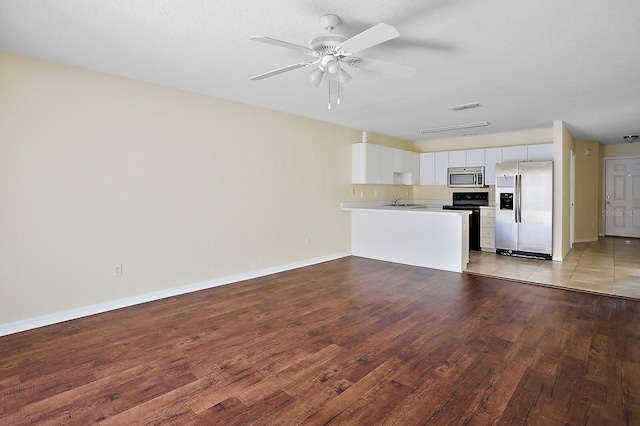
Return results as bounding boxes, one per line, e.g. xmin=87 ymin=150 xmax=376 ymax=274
xmin=501 ymin=144 xmax=553 ymax=163
xmin=484 ymin=147 xmax=503 ymax=185
xmin=448 ymin=150 xmax=467 ymax=167
xmin=379 ymin=145 xmax=395 ymax=184
xmin=406 ymin=151 xmax=420 ymax=184
xmin=352 ymin=143 xmax=418 ymax=185
xmin=466 ymin=149 xmax=486 ymax=167
xmin=502 ymin=145 xmax=528 ymax=163
xmin=527 ymin=144 xmax=554 ymax=161
xmin=394 ymin=150 xmax=419 ymax=184
xmin=435 ymin=151 xmax=449 ymax=185
xmin=354 ymin=142 xmax=553 ymax=186
xmin=419 ymin=153 xmax=435 ymax=185
xmin=352 ymin=143 xmax=386 ymax=184
xmin=448 ymin=149 xmax=485 ymax=167
xmin=352 ymin=143 xmax=373 ymax=183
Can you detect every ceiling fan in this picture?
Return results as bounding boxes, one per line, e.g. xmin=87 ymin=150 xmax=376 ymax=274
xmin=249 ymin=14 xmax=416 ymax=110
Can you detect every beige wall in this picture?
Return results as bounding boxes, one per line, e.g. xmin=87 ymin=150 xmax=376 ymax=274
xmin=365 ymin=134 xmax=415 ymax=151
xmin=573 ymin=140 xmax=600 ymax=242
xmin=2 ymin=51 xmax=617 ymax=327
xmin=602 ymin=143 xmax=640 ymax=158
xmin=553 ymin=121 xmax=574 ymax=259
xmin=412 ymin=128 xmax=553 ymax=152
xmin=0 ymin=52 xmax=366 ymax=326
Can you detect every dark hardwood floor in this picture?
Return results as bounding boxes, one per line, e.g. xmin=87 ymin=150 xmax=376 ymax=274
xmin=1 ymin=256 xmax=639 ymax=425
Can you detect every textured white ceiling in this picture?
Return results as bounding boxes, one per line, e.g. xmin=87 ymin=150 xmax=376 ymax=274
xmin=1 ymin=0 xmax=639 ymax=144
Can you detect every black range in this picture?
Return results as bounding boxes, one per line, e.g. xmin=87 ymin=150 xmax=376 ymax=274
xmin=442 ymin=192 xmax=489 ymax=251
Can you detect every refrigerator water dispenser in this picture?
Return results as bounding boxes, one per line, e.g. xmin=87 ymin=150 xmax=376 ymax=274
xmin=500 ymin=193 xmax=513 ymax=210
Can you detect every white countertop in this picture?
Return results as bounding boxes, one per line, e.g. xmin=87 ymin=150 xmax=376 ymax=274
xmin=341 ymin=200 xmax=470 ymax=214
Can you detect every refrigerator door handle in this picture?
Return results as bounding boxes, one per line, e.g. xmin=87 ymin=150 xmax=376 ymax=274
xmin=517 ymin=174 xmax=522 ymax=223
xmin=514 ymin=175 xmax=518 ymax=223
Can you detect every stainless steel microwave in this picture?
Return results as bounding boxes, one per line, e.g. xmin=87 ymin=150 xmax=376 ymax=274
xmin=447 ymin=166 xmax=487 ymax=188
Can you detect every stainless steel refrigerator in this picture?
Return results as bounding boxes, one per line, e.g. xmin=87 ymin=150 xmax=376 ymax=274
xmin=495 ymin=161 xmax=553 ymax=260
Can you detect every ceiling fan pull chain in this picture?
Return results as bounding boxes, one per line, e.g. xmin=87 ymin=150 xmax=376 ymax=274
xmin=337 ymin=68 xmax=341 ymax=105
xmin=328 ymin=81 xmax=331 ymax=110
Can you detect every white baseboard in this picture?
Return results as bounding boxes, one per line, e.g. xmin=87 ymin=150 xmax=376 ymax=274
xmin=0 ymin=252 xmax=351 ymax=337
xmin=575 ymin=237 xmax=599 ymax=243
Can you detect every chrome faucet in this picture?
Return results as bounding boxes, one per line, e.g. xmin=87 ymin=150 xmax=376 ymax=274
xmin=392 ymin=197 xmax=401 ymax=205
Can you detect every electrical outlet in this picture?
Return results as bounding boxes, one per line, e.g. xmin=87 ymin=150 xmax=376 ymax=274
xmin=374 ymin=190 xmax=378 ymax=197
xmin=113 ymin=264 xmax=122 ymax=277
xmin=360 ymin=191 xmax=364 ymax=198
xmin=305 ymin=237 xmax=310 ymax=247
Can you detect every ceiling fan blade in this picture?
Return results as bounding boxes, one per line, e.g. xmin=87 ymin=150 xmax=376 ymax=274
xmin=250 ymin=61 xmax=315 ymax=80
xmin=250 ymin=36 xmax=316 ymax=56
xmin=346 ymin=57 xmax=416 ymax=78
xmin=338 ymin=23 xmax=400 ymax=54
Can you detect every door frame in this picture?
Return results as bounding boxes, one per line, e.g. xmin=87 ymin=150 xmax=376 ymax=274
xmin=570 ymin=149 xmax=575 ymax=247
xmin=603 ymin=155 xmax=640 ymax=236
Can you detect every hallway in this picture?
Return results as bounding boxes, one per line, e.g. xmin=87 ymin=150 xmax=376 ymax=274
xmin=466 ymin=237 xmax=640 ymax=299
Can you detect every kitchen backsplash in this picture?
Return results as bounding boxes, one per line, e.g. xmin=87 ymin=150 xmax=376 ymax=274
xmin=414 ymin=185 xmax=495 ymax=202
xmin=349 ymin=184 xmax=414 ymax=202
xmin=348 ymin=184 xmax=495 ymax=203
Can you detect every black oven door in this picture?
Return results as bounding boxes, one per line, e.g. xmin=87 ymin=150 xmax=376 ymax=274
xmin=442 ymin=205 xmax=481 ymax=251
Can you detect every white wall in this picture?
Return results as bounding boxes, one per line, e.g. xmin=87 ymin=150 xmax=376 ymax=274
xmin=0 ymin=52 xmax=367 ymax=330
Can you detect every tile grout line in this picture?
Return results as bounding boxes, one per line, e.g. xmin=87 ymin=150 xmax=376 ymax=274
xmin=565 ymin=245 xmax=583 ymax=287
xmin=608 ymin=240 xmax=616 ymax=294
xmin=468 ymin=237 xmax=638 ymax=298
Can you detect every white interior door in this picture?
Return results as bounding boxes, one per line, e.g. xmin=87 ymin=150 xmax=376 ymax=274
xmin=605 ymin=158 xmax=640 ymax=237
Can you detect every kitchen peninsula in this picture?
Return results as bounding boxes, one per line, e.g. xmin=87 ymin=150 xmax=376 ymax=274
xmin=342 ymin=203 xmax=471 ymax=272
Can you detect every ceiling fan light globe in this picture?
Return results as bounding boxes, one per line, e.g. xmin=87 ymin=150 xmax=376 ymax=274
xmin=307 ymin=68 xmax=324 ymax=86
xmin=326 ymin=62 xmax=340 ymax=80
xmin=338 ymin=69 xmax=352 ymax=86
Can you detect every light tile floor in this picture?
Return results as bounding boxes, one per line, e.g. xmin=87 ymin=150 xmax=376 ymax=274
xmin=465 ymin=237 xmax=640 ymax=299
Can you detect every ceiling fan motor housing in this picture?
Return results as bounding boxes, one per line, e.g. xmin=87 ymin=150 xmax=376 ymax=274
xmin=308 ymin=34 xmax=348 ymax=56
